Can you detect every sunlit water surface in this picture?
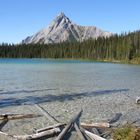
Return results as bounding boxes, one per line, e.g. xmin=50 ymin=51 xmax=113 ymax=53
xmin=0 ymin=59 xmax=140 ymax=107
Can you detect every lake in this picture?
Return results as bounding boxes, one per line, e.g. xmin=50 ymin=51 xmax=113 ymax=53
xmin=0 ymin=58 xmax=140 ymax=107
xmin=0 ymin=58 xmax=140 ymax=137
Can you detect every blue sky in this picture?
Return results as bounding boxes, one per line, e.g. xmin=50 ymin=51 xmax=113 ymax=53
xmin=0 ymin=0 xmax=140 ymax=43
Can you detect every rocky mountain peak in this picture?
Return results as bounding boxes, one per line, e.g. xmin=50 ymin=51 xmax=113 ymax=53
xmin=46 ymin=12 xmax=71 ymax=32
xmin=57 ymin=12 xmax=66 ymax=18
xmin=22 ymin=13 xmax=112 ymax=44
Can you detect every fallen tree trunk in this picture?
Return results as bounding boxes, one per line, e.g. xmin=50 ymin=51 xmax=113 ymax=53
xmin=0 ymin=127 xmax=61 ymax=140
xmin=36 ymin=122 xmax=110 ymax=133
xmin=81 ymin=122 xmax=110 ymax=128
xmin=0 ymin=114 xmax=41 ymax=120
xmin=74 ymin=123 xmax=86 ymax=140
xmin=36 ymin=123 xmax=65 ymax=133
xmin=0 ymin=119 xmax=8 ymax=130
xmin=81 ymin=127 xmax=107 ymax=140
xmin=92 ymin=128 xmax=101 ymax=136
xmin=55 ymin=109 xmax=83 ymax=140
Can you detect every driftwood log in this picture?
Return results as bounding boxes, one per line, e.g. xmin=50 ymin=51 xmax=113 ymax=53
xmin=36 ymin=122 xmax=110 ymax=133
xmin=92 ymin=128 xmax=101 ymax=136
xmin=55 ymin=109 xmax=83 ymax=140
xmin=0 ymin=127 xmax=61 ymax=140
xmin=37 ymin=122 xmax=103 ymax=139
xmin=36 ymin=123 xmax=65 ymax=133
xmin=74 ymin=123 xmax=86 ymax=140
xmin=0 ymin=113 xmax=41 ymax=120
xmin=0 ymin=108 xmax=113 ymax=140
xmin=81 ymin=122 xmax=110 ymax=128
xmin=0 ymin=119 xmax=8 ymax=130
xmin=81 ymin=127 xmax=107 ymax=140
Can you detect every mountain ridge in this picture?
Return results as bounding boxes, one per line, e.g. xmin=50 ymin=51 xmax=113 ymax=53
xmin=22 ymin=12 xmax=112 ymax=44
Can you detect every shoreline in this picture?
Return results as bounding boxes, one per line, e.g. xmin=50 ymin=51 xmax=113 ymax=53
xmin=0 ymin=57 xmax=140 ymax=65
xmin=0 ymin=89 xmax=140 ymax=139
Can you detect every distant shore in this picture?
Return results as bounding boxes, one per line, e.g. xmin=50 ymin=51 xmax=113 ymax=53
xmin=0 ymin=57 xmax=140 ymax=65
xmin=45 ymin=58 xmax=140 ymax=65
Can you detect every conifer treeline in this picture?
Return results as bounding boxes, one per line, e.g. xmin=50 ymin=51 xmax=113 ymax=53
xmin=0 ymin=30 xmax=140 ymax=63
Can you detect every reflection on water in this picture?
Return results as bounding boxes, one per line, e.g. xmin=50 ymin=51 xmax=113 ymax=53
xmin=0 ymin=59 xmax=140 ymax=108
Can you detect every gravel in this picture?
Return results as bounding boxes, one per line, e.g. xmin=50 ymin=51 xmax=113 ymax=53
xmin=0 ymin=90 xmax=140 ymax=140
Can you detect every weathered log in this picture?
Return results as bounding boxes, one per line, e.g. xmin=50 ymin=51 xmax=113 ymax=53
xmin=36 ymin=122 xmax=110 ymax=134
xmin=81 ymin=127 xmax=107 ymax=140
xmin=81 ymin=122 xmax=110 ymax=128
xmin=0 ymin=113 xmax=41 ymax=120
xmin=0 ymin=127 xmax=61 ymax=140
xmin=36 ymin=123 xmax=65 ymax=133
xmin=92 ymin=128 xmax=101 ymax=136
xmin=74 ymin=123 xmax=86 ymax=140
xmin=0 ymin=119 xmax=8 ymax=130
xmin=34 ymin=104 xmax=59 ymax=123
xmin=55 ymin=109 xmax=83 ymax=140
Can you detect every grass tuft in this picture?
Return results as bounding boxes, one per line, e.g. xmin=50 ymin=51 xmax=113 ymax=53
xmin=113 ymin=125 xmax=140 ymax=140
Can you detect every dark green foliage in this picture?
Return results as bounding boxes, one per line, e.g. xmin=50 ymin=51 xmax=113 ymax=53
xmin=0 ymin=30 xmax=140 ymax=63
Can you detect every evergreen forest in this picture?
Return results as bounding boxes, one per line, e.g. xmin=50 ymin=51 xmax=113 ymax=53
xmin=0 ymin=30 xmax=140 ymax=64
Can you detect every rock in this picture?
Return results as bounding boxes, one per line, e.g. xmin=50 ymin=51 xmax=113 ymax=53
xmin=136 ymin=97 xmax=140 ymax=104
xmin=22 ymin=12 xmax=112 ymax=44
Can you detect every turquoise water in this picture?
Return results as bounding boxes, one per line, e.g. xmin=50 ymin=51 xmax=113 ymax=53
xmin=0 ymin=58 xmax=87 ymax=64
xmin=0 ymin=58 xmax=140 ymax=107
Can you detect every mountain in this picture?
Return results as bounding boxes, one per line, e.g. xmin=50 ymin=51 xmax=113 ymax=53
xmin=22 ymin=12 xmax=112 ymax=44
